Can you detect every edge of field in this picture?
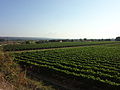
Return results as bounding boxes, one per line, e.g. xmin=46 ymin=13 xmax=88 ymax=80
xmin=0 ymin=47 xmax=56 ymax=90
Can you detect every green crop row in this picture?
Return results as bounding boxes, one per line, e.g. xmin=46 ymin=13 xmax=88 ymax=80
xmin=4 ymin=41 xmax=120 ymax=51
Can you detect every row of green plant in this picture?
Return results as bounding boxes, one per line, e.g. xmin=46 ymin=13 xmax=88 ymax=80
xmin=4 ymin=41 xmax=120 ymax=51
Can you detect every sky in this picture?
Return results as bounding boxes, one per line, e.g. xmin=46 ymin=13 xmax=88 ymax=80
xmin=0 ymin=0 xmax=120 ymax=39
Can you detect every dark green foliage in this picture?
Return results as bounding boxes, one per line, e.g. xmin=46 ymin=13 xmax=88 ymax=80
xmin=25 ymin=41 xmax=31 ymax=44
xmin=115 ymin=37 xmax=120 ymax=41
xmin=0 ymin=39 xmax=5 ymax=42
xmin=3 ymin=41 xmax=120 ymax=51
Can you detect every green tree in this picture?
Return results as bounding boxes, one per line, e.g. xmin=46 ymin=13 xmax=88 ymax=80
xmin=25 ymin=41 xmax=31 ymax=44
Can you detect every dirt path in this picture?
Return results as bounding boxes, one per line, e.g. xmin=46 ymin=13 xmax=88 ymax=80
xmin=28 ymin=71 xmax=85 ymax=90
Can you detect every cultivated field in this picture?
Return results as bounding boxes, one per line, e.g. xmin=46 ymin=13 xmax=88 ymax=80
xmin=8 ymin=42 xmax=120 ymax=90
xmin=3 ymin=41 xmax=119 ymax=51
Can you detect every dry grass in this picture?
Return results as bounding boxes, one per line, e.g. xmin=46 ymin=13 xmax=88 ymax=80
xmin=0 ymin=47 xmax=55 ymax=90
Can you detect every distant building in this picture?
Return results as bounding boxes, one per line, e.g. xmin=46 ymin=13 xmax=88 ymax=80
xmin=60 ymin=40 xmax=62 ymax=42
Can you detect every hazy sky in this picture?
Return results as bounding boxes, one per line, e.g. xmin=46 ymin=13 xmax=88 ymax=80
xmin=0 ymin=0 xmax=120 ymax=39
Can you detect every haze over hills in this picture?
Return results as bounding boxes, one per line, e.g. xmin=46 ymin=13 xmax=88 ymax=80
xmin=0 ymin=36 xmax=117 ymax=41
xmin=0 ymin=37 xmax=53 ymax=40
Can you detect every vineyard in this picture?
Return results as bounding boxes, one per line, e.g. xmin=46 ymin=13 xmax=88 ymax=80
xmin=4 ymin=41 xmax=120 ymax=51
xmin=12 ymin=44 xmax=120 ymax=90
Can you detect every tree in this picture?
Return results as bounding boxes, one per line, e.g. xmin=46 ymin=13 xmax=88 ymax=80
xmin=0 ymin=39 xmax=5 ymax=42
xmin=83 ymin=38 xmax=87 ymax=41
xmin=25 ymin=40 xmax=31 ymax=44
xmin=115 ymin=37 xmax=120 ymax=41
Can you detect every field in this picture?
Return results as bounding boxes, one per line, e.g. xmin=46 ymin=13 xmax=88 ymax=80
xmin=3 ymin=41 xmax=119 ymax=51
xmin=10 ymin=42 xmax=120 ymax=90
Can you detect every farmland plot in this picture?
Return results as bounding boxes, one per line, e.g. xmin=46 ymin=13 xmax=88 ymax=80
xmin=13 ymin=44 xmax=120 ymax=90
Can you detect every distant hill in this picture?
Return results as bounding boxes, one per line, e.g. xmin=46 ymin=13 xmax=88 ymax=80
xmin=0 ymin=37 xmax=52 ymax=41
